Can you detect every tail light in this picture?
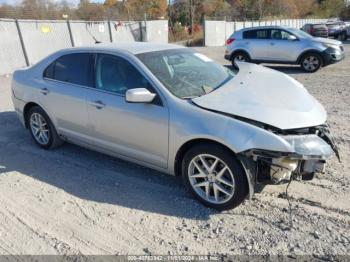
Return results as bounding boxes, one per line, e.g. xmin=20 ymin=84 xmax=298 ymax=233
xmin=226 ymin=38 xmax=235 ymax=45
xmin=310 ymin=27 xmax=315 ymax=34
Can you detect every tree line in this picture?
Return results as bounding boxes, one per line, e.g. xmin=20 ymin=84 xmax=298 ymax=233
xmin=0 ymin=0 xmax=348 ymax=21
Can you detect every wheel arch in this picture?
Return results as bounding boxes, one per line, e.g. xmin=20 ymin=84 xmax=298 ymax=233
xmin=23 ymin=102 xmax=56 ymax=130
xmin=174 ymin=138 xmax=253 ymax=200
xmin=230 ymin=49 xmax=251 ymax=61
xmin=174 ymin=139 xmax=238 ymax=177
xmin=23 ymin=102 xmax=41 ymax=128
xmin=297 ymin=49 xmax=324 ymax=65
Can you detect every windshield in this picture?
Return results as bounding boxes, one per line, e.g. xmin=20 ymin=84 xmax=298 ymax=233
xmin=137 ymin=49 xmax=235 ymax=99
xmin=288 ymin=28 xmax=313 ymax=38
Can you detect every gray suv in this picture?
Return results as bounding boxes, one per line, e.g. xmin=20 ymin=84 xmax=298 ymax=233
xmin=225 ymin=26 xmax=344 ymax=72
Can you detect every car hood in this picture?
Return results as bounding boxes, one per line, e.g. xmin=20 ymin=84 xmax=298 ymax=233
xmin=192 ymin=62 xmax=327 ymax=130
xmin=313 ymin=37 xmax=342 ymax=45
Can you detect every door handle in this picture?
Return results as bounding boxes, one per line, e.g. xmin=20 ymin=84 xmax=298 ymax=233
xmin=270 ymin=42 xmax=275 ymax=46
xmin=89 ymin=100 xmax=105 ymax=109
xmin=40 ymin=87 xmax=50 ymax=95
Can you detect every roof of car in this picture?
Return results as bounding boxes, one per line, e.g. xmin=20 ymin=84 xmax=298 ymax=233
xmin=239 ymin=25 xmax=293 ymax=31
xmin=64 ymin=42 xmax=185 ymax=55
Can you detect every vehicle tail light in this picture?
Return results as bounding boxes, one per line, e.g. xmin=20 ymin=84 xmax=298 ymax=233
xmin=226 ymin=38 xmax=235 ymax=45
xmin=310 ymin=27 xmax=315 ymax=34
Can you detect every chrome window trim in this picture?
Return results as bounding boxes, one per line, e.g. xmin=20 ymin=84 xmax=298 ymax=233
xmin=43 ymin=77 xmax=125 ymax=97
xmin=42 ymin=51 xmax=167 ymax=107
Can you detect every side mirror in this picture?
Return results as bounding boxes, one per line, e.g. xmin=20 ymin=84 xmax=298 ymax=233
xmin=126 ymin=88 xmax=156 ymax=103
xmin=288 ymin=35 xmax=297 ymax=41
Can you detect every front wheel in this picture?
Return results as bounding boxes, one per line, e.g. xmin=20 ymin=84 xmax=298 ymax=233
xmin=300 ymin=53 xmax=322 ymax=73
xmin=182 ymin=144 xmax=248 ymax=210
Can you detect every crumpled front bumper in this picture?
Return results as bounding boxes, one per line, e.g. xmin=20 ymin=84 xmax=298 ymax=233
xmin=245 ymin=125 xmax=339 ymax=184
xmin=281 ymin=134 xmax=334 ymax=160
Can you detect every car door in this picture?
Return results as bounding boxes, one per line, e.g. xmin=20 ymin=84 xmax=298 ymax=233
xmin=86 ymin=53 xmax=169 ymax=168
xmin=267 ymin=29 xmax=303 ymax=62
xmin=39 ymin=53 xmax=94 ymax=144
xmin=242 ymin=29 xmax=270 ymax=60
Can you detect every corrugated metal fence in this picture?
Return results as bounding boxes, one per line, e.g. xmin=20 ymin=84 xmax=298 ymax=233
xmin=0 ymin=19 xmax=168 ymax=75
xmin=205 ymin=18 xmax=329 ymax=46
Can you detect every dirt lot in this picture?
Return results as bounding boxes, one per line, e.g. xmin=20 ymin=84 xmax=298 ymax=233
xmin=0 ymin=44 xmax=349 ymax=258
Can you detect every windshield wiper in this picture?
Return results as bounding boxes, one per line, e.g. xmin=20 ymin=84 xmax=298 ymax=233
xmin=182 ymin=96 xmax=198 ymax=99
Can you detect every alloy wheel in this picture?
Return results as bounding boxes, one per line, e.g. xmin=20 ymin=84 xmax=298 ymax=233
xmin=30 ymin=112 xmax=50 ymax=145
xmin=302 ymin=56 xmax=320 ymax=71
xmin=188 ymin=154 xmax=235 ymax=204
xmin=235 ymin=55 xmax=246 ymax=62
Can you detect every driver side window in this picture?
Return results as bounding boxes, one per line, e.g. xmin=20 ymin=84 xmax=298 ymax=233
xmin=271 ymin=29 xmax=293 ymax=40
xmin=95 ymin=54 xmax=149 ymax=95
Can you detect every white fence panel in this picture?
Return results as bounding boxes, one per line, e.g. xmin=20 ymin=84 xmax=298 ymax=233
xmin=19 ymin=20 xmax=71 ymax=65
xmin=252 ymin=21 xmax=260 ymax=27
xmin=145 ymin=20 xmax=168 ymax=43
xmin=70 ymin=21 xmax=111 ymax=46
xmin=204 ymin=20 xmax=226 ymax=46
xmin=111 ymin=21 xmax=142 ymax=42
xmin=235 ymin=22 xmax=244 ymax=31
xmin=225 ymin=22 xmax=235 ymax=41
xmin=0 ymin=19 xmax=27 ymax=75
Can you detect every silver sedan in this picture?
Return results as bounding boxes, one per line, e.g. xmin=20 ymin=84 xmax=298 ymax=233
xmin=11 ymin=42 xmax=338 ymax=210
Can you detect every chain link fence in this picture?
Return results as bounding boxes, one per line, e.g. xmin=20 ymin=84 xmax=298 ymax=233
xmin=0 ymin=18 xmax=168 ymax=75
xmin=0 ymin=19 xmax=27 ymax=75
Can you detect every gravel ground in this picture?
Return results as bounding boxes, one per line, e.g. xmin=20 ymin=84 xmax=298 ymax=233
xmin=0 ymin=43 xmax=349 ymax=258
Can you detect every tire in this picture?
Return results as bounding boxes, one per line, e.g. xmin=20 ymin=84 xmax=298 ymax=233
xmin=300 ymin=53 xmax=322 ymax=73
xmin=181 ymin=143 xmax=248 ymax=210
xmin=231 ymin=52 xmax=250 ymax=70
xmin=27 ymin=106 xmax=63 ymax=149
xmin=342 ymin=32 xmax=347 ymax=41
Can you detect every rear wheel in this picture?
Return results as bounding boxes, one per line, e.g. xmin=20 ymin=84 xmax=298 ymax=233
xmin=300 ymin=53 xmax=322 ymax=73
xmin=27 ymin=106 xmax=63 ymax=149
xmin=231 ymin=52 xmax=250 ymax=69
xmin=182 ymin=144 xmax=248 ymax=210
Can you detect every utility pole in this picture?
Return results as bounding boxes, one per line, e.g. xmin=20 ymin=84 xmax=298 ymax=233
xmin=189 ymin=0 xmax=193 ymax=35
xmin=168 ymin=0 xmax=172 ymax=27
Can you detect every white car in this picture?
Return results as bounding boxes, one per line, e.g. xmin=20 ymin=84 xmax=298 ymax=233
xmin=225 ymin=26 xmax=344 ymax=72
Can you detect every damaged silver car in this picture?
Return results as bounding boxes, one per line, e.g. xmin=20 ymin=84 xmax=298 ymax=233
xmin=11 ymin=43 xmax=339 ymax=210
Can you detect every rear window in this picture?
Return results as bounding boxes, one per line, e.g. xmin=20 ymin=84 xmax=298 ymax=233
xmin=243 ymin=29 xmax=268 ymax=39
xmin=43 ymin=53 xmax=94 ymax=87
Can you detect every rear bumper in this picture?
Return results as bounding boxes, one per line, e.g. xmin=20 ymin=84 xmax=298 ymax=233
xmin=11 ymin=93 xmax=26 ymax=127
xmin=328 ymin=31 xmax=343 ymax=37
xmin=312 ymin=32 xmax=328 ymax=38
xmin=321 ymin=47 xmax=345 ymax=65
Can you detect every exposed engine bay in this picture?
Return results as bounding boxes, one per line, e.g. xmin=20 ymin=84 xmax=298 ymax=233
xmin=242 ymin=124 xmax=339 ymax=185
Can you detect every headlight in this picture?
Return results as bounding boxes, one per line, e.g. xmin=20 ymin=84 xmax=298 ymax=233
xmin=322 ymin=43 xmax=340 ymax=49
xmin=281 ymin=135 xmax=334 ymax=159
